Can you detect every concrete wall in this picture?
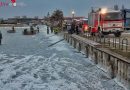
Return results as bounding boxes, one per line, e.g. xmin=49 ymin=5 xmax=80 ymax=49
xmin=64 ymin=33 xmax=130 ymax=89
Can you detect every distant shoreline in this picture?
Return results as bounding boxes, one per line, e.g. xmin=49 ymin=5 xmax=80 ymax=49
xmin=0 ymin=24 xmax=30 ymax=29
xmin=0 ymin=24 xmax=28 ymax=27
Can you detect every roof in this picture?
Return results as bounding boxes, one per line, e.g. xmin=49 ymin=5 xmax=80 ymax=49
xmin=106 ymin=10 xmax=121 ymax=13
xmin=122 ymin=9 xmax=130 ymax=12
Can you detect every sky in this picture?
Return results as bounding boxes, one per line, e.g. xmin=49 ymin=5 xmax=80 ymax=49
xmin=0 ymin=0 xmax=130 ymax=19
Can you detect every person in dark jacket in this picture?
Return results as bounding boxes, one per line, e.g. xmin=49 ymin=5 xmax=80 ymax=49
xmin=70 ymin=23 xmax=75 ymax=34
xmin=30 ymin=26 xmax=34 ymax=34
xmin=37 ymin=26 xmax=39 ymax=33
xmin=12 ymin=26 xmax=15 ymax=31
xmin=75 ymin=24 xmax=79 ymax=35
xmin=47 ymin=26 xmax=49 ymax=34
xmin=50 ymin=26 xmax=53 ymax=33
xmin=0 ymin=31 xmax=2 ymax=45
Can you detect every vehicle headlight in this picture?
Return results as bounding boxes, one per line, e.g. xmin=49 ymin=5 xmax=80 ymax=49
xmin=85 ymin=26 xmax=88 ymax=30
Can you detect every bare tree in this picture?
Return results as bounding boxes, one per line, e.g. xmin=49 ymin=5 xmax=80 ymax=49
xmin=50 ymin=9 xmax=64 ymax=29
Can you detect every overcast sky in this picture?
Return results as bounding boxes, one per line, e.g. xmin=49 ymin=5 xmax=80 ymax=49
xmin=0 ymin=0 xmax=130 ymax=19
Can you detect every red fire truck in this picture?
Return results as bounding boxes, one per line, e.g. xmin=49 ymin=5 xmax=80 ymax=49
xmin=88 ymin=8 xmax=124 ymax=37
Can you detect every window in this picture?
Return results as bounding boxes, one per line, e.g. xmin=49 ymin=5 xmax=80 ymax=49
xmin=126 ymin=12 xmax=130 ymax=18
xmin=102 ymin=12 xmax=122 ymax=20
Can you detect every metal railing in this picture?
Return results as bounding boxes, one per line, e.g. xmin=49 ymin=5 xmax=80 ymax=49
xmin=81 ymin=33 xmax=129 ymax=52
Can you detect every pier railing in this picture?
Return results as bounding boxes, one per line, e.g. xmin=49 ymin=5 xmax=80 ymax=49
xmin=64 ymin=33 xmax=130 ymax=89
xmin=81 ymin=33 xmax=130 ymax=52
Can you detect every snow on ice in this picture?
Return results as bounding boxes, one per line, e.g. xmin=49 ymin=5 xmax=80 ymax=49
xmin=0 ymin=25 xmax=125 ymax=90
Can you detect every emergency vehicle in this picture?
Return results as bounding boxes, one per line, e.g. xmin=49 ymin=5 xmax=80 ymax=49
xmin=88 ymin=8 xmax=124 ymax=37
xmin=122 ymin=9 xmax=130 ymax=30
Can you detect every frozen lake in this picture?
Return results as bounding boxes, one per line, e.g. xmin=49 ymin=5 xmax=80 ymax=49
xmin=0 ymin=26 xmax=125 ymax=90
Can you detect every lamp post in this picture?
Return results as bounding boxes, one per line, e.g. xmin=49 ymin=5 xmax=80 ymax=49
xmin=98 ymin=8 xmax=101 ymax=27
xmin=72 ymin=10 xmax=75 ymax=21
xmin=98 ymin=8 xmax=107 ymax=27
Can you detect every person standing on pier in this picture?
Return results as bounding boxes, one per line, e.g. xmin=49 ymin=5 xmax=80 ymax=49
xmin=37 ymin=26 xmax=39 ymax=33
xmin=47 ymin=26 xmax=49 ymax=34
xmin=0 ymin=31 xmax=2 ymax=45
xmin=70 ymin=23 xmax=75 ymax=34
xmin=12 ymin=26 xmax=15 ymax=31
xmin=76 ymin=24 xmax=79 ymax=35
xmin=51 ymin=26 xmax=53 ymax=33
xmin=30 ymin=26 xmax=34 ymax=34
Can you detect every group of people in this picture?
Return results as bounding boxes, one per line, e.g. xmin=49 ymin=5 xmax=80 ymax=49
xmin=67 ymin=21 xmax=92 ymax=35
xmin=68 ymin=22 xmax=80 ymax=35
xmin=23 ymin=25 xmax=40 ymax=35
xmin=47 ymin=26 xmax=54 ymax=34
xmin=30 ymin=26 xmax=40 ymax=33
xmin=0 ymin=25 xmax=40 ymax=45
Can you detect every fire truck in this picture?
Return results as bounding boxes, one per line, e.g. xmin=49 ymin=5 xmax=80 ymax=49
xmin=88 ymin=8 xmax=124 ymax=37
xmin=122 ymin=9 xmax=130 ymax=30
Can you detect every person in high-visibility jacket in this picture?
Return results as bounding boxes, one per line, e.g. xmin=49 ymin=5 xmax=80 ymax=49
xmin=54 ymin=27 xmax=59 ymax=34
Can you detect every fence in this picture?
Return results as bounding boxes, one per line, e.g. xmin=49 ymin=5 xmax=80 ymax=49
xmin=81 ymin=33 xmax=130 ymax=52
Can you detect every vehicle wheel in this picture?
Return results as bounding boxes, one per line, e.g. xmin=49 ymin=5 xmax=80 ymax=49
xmin=91 ymin=32 xmax=95 ymax=36
xmin=114 ymin=32 xmax=121 ymax=37
xmin=103 ymin=33 xmax=109 ymax=35
xmin=101 ymin=34 xmax=104 ymax=38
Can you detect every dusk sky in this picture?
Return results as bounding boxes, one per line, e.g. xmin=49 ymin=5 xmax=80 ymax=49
xmin=0 ymin=0 xmax=130 ymax=19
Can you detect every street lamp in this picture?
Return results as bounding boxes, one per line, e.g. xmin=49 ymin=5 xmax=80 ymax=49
xmin=98 ymin=8 xmax=107 ymax=26
xmin=72 ymin=10 xmax=75 ymax=21
xmin=100 ymin=8 xmax=107 ymax=15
